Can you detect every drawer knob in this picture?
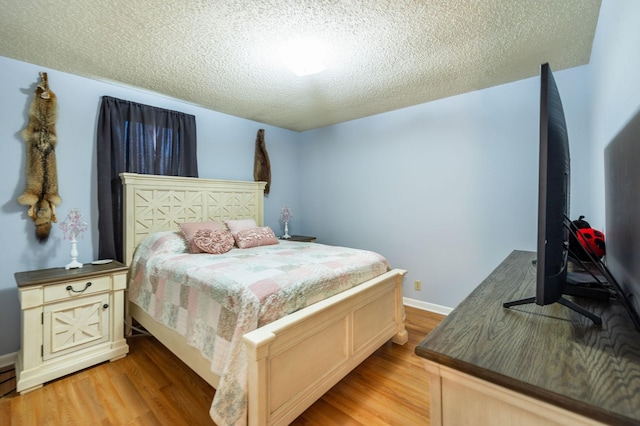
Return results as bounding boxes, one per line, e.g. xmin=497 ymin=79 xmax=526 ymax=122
xmin=66 ymin=281 xmax=92 ymax=293
xmin=103 ymin=303 xmax=109 ymax=309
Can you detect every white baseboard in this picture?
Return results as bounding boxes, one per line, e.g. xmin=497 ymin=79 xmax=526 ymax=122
xmin=0 ymin=352 xmax=16 ymax=369
xmin=403 ymin=297 xmax=453 ymax=316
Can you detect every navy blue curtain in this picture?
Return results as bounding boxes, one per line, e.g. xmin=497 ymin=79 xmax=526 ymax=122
xmin=97 ymin=96 xmax=198 ymax=262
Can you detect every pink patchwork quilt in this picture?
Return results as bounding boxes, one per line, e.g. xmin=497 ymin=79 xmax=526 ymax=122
xmin=128 ymin=231 xmax=390 ymax=425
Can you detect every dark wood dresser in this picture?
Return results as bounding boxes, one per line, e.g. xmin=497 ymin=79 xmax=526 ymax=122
xmin=416 ymin=250 xmax=640 ymax=426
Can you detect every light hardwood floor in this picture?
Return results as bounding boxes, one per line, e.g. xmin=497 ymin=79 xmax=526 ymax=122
xmin=0 ymin=306 xmax=443 ymax=425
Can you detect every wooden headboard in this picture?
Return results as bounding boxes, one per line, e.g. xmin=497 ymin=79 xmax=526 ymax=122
xmin=120 ymin=173 xmax=266 ymax=265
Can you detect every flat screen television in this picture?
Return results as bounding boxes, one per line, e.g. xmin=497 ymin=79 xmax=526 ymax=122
xmin=503 ymin=63 xmax=602 ymax=324
xmin=504 ymin=63 xmax=640 ymax=331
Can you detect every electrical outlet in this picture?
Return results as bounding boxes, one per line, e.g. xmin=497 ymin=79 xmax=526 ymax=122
xmin=414 ymin=280 xmax=422 ymax=291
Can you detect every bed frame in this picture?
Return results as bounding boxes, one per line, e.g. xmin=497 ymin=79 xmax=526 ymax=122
xmin=121 ymin=172 xmax=408 ymax=426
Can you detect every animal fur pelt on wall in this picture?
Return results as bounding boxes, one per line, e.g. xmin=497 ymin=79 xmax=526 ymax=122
xmin=253 ymin=128 xmax=271 ymax=194
xmin=17 ymin=72 xmax=62 ymax=241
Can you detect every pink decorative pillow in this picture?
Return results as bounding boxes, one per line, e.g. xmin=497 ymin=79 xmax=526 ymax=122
xmin=192 ymin=229 xmax=235 ymax=254
xmin=178 ymin=221 xmax=224 ymax=253
xmin=234 ymin=226 xmax=279 ymax=249
xmin=225 ymin=219 xmax=257 ymax=235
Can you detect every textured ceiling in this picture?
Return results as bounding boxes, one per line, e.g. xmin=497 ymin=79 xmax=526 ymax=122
xmin=0 ymin=0 xmax=601 ymax=132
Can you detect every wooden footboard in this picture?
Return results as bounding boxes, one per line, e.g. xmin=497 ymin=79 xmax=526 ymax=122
xmin=243 ymin=268 xmax=407 ymax=426
xmin=128 ymin=268 xmax=406 ymax=425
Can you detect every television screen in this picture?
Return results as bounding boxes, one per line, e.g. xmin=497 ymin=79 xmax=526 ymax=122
xmin=536 ymin=62 xmax=570 ymax=305
xmin=504 ymin=63 xmax=601 ymax=325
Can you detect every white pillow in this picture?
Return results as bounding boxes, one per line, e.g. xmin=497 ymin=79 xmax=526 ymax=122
xmin=224 ymin=218 xmax=257 ymax=235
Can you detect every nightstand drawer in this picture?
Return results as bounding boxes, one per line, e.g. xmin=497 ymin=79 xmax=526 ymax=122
xmin=44 ymin=276 xmax=111 ymax=303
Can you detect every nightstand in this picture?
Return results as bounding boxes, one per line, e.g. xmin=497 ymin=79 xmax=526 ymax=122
xmin=14 ymin=261 xmax=129 ymax=394
xmin=282 ymin=235 xmax=317 ymax=243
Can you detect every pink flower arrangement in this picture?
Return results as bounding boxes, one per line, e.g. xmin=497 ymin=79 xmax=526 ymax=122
xmin=280 ymin=205 xmax=293 ymax=223
xmin=60 ymin=208 xmax=88 ymax=241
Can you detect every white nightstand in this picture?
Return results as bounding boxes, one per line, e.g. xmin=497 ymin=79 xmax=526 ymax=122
xmin=14 ymin=261 xmax=129 ymax=394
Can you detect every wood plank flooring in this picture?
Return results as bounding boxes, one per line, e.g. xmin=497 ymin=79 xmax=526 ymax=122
xmin=0 ymin=306 xmax=443 ymax=425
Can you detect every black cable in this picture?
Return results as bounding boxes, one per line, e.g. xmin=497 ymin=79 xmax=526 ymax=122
xmin=124 ymin=318 xmax=150 ymax=336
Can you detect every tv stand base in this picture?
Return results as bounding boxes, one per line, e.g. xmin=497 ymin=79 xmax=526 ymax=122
xmin=563 ymin=282 xmax=610 ymax=301
xmin=503 ymin=296 xmax=602 ymax=325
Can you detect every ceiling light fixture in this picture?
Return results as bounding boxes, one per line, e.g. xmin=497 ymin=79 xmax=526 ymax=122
xmin=279 ymin=39 xmax=327 ymax=77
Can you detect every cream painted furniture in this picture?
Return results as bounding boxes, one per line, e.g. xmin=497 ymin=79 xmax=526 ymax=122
xmin=121 ymin=172 xmax=407 ymax=426
xmin=15 ymin=261 xmax=129 ymax=394
xmin=416 ymin=250 xmax=640 ymax=426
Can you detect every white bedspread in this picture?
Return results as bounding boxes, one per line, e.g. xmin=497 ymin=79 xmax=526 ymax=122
xmin=128 ymin=231 xmax=390 ymax=425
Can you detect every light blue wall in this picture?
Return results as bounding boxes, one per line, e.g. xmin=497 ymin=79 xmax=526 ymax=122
xmin=0 ymin=56 xmax=300 ymax=356
xmin=296 ymin=66 xmax=591 ymax=309
xmin=2 ymin=0 xmax=638 ymax=358
xmin=589 ymin=0 xmax=640 ymax=229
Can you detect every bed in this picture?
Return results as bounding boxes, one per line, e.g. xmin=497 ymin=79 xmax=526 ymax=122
xmin=121 ymin=172 xmax=408 ymax=426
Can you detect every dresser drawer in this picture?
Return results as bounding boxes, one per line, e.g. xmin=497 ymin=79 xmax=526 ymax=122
xmin=43 ymin=275 xmax=111 ymax=303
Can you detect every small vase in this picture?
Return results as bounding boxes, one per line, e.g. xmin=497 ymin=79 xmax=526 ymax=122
xmin=65 ymin=238 xmax=83 ymax=269
xmin=282 ymin=222 xmax=291 ymax=239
